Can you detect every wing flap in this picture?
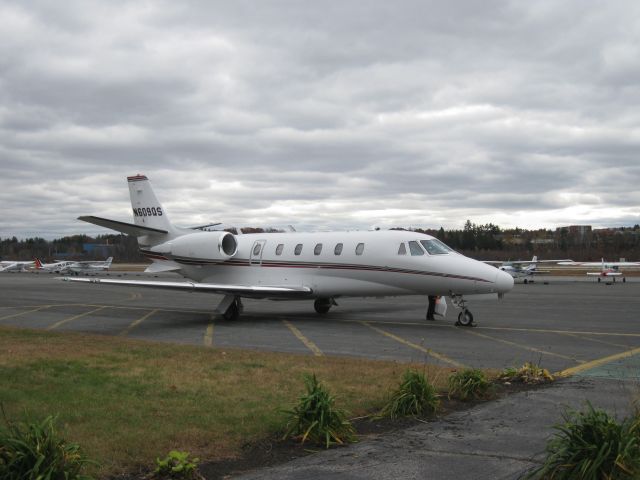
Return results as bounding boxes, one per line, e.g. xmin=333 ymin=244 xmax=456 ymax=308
xmin=57 ymin=276 xmax=313 ymax=298
xmin=78 ymin=216 xmax=168 ymax=236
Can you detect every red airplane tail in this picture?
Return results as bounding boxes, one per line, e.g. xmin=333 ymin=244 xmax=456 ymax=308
xmin=34 ymin=258 xmax=43 ymax=269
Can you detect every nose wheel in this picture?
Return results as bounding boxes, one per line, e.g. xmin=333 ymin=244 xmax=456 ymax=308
xmin=450 ymin=293 xmax=476 ymax=327
xmin=456 ymin=309 xmax=474 ymax=327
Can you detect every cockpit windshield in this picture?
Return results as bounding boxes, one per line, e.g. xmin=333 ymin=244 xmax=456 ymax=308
xmin=420 ymin=239 xmax=453 ymax=255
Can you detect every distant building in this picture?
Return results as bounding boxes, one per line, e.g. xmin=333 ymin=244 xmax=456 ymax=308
xmin=83 ymin=243 xmax=114 ymax=258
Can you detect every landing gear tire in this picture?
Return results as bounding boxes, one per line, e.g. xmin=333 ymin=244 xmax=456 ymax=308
xmin=523 ymin=279 xmax=528 ymax=284
xmin=456 ymin=310 xmax=474 ymax=327
xmin=597 ymin=277 xmax=601 ymax=283
xmin=623 ymin=277 xmax=626 ymax=283
xmin=222 ymin=299 xmax=242 ymax=321
xmin=314 ymin=298 xmax=332 ymax=314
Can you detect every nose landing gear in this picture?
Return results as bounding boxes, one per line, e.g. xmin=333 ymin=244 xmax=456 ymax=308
xmin=450 ymin=294 xmax=475 ymax=327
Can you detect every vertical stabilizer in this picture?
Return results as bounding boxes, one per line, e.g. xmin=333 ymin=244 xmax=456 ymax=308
xmin=127 ymin=175 xmax=174 ymax=233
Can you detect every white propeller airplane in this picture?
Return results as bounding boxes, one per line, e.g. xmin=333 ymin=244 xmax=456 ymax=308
xmin=558 ymin=259 xmax=640 ymax=283
xmin=0 ymin=260 xmax=35 ymax=272
xmin=59 ymin=175 xmax=514 ymax=326
xmin=33 ymin=258 xmax=76 ymax=273
xmin=484 ymin=256 xmax=571 ymax=284
xmin=66 ymin=257 xmax=114 ymax=275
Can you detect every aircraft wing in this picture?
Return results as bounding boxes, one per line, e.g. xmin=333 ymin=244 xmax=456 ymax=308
xmin=57 ymin=277 xmax=313 ymax=298
xmin=0 ymin=262 xmax=16 ymax=272
xmin=559 ymin=261 xmax=640 ymax=267
xmin=78 ymin=216 xmax=168 ymax=236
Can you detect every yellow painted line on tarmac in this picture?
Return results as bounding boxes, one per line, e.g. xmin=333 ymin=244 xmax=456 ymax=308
xmin=0 ymin=305 xmax=50 ymax=322
xmin=560 ymin=332 xmax=631 ymax=350
xmin=477 ymin=325 xmax=640 ymax=338
xmin=46 ymin=306 xmax=106 ymax=331
xmin=118 ymin=309 xmax=158 ymax=337
xmin=556 ymin=345 xmax=640 ymax=377
xmin=361 ymin=321 xmax=466 ymax=368
xmin=460 ymin=328 xmax=585 ymax=364
xmin=204 ymin=315 xmax=215 ymax=347
xmin=282 ymin=320 xmax=323 ymax=356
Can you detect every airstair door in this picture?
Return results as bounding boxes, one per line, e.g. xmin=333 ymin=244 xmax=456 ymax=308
xmin=250 ymin=240 xmax=266 ymax=266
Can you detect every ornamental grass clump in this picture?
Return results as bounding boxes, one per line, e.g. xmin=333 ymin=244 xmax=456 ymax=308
xmin=0 ymin=410 xmax=95 ymax=480
xmin=447 ymin=368 xmax=492 ymax=401
xmin=379 ymin=369 xmax=440 ymax=419
xmin=527 ymin=402 xmax=640 ymax=480
xmin=282 ymin=373 xmax=355 ymax=448
xmin=154 ymin=450 xmax=202 ymax=479
xmin=499 ymin=362 xmax=554 ymax=384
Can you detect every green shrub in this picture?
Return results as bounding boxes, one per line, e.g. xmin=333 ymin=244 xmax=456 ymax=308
xmin=154 ymin=450 xmax=201 ymax=479
xmin=378 ymin=369 xmax=439 ymax=419
xmin=0 ymin=411 xmax=94 ymax=480
xmin=499 ymin=362 xmax=554 ymax=384
xmin=282 ymin=373 xmax=356 ymax=448
xmin=447 ymin=368 xmax=492 ymax=401
xmin=527 ymin=402 xmax=640 ymax=479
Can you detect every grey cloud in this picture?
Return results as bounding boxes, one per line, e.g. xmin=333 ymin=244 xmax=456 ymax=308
xmin=1 ymin=0 xmax=639 ymax=239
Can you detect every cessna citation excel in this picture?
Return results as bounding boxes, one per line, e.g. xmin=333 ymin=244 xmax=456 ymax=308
xmin=60 ymin=175 xmax=514 ymax=326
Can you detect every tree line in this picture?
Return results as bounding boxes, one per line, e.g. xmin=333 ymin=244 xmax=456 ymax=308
xmin=2 ymin=221 xmax=640 ymax=262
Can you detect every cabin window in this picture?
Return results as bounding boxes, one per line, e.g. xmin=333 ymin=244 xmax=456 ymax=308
xmin=314 ymin=243 xmax=323 ymax=255
xmin=398 ymin=243 xmax=407 ymax=255
xmin=355 ymin=243 xmax=365 ymax=255
xmin=294 ymin=244 xmax=303 ymax=255
xmin=275 ymin=243 xmax=284 ymax=255
xmin=334 ymin=243 xmax=343 ymax=255
xmin=420 ymin=239 xmax=452 ymax=255
xmin=408 ymin=241 xmax=424 ymax=256
xmin=252 ymin=243 xmax=262 ymax=256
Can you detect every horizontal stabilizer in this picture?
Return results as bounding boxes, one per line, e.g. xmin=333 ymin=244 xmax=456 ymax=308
xmin=78 ymin=216 xmax=168 ymax=236
xmin=56 ymin=276 xmax=313 ymax=298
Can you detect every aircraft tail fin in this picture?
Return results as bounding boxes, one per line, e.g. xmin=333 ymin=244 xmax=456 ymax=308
xmin=127 ymin=175 xmax=174 ymax=234
xmin=34 ymin=258 xmax=43 ymax=269
xmin=105 ymin=257 xmax=113 ymax=265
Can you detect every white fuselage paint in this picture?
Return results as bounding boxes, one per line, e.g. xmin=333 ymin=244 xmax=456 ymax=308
xmin=161 ymin=230 xmax=513 ymax=299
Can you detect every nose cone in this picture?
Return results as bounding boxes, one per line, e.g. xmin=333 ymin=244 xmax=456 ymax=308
xmin=495 ymin=269 xmax=514 ymax=293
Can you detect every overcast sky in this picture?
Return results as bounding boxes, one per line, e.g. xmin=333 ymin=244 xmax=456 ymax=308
xmin=1 ymin=0 xmax=639 ymax=239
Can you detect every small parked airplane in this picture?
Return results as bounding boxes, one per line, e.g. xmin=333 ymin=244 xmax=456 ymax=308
xmin=484 ymin=256 xmax=570 ymax=284
xmin=557 ymin=259 xmax=640 ymax=283
xmin=66 ymin=257 xmax=113 ymax=275
xmin=0 ymin=260 xmax=35 ymax=272
xmin=33 ymin=258 xmax=76 ymax=273
xmin=59 ymin=175 xmax=514 ymax=326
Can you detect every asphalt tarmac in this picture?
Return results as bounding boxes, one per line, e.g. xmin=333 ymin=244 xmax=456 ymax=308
xmin=1 ymin=272 xmax=639 ymax=377
xmin=2 ymin=271 xmax=640 ymax=478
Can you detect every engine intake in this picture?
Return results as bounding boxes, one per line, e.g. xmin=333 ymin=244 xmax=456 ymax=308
xmin=154 ymin=231 xmax=237 ymax=260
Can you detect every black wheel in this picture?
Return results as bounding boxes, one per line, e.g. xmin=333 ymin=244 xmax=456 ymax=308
xmin=597 ymin=277 xmax=601 ymax=283
xmin=314 ymin=298 xmax=332 ymax=314
xmin=457 ymin=310 xmax=474 ymax=327
xmin=523 ymin=279 xmax=528 ymax=284
xmin=222 ymin=301 xmax=240 ymax=321
xmin=623 ymin=277 xmax=626 ymax=283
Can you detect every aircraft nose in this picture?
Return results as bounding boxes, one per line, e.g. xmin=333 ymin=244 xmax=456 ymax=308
xmin=495 ymin=269 xmax=514 ymax=293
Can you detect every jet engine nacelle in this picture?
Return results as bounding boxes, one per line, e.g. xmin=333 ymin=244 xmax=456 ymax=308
xmin=154 ymin=231 xmax=238 ymax=260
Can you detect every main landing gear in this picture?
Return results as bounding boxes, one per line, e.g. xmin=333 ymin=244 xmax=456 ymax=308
xmin=450 ymin=294 xmax=475 ymax=327
xmin=314 ymin=298 xmax=337 ymax=314
xmin=217 ymin=295 xmax=243 ymax=321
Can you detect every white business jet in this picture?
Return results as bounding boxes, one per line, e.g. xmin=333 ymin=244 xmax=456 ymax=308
xmin=60 ymin=175 xmax=514 ymax=326
xmin=0 ymin=260 xmax=35 ymax=272
xmin=558 ymin=259 xmax=640 ymax=283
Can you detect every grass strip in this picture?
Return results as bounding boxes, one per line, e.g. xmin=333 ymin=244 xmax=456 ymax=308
xmin=0 ymin=325 xmax=453 ymax=477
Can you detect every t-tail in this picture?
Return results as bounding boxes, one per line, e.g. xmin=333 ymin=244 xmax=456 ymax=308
xmin=78 ymin=175 xmax=179 ymax=249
